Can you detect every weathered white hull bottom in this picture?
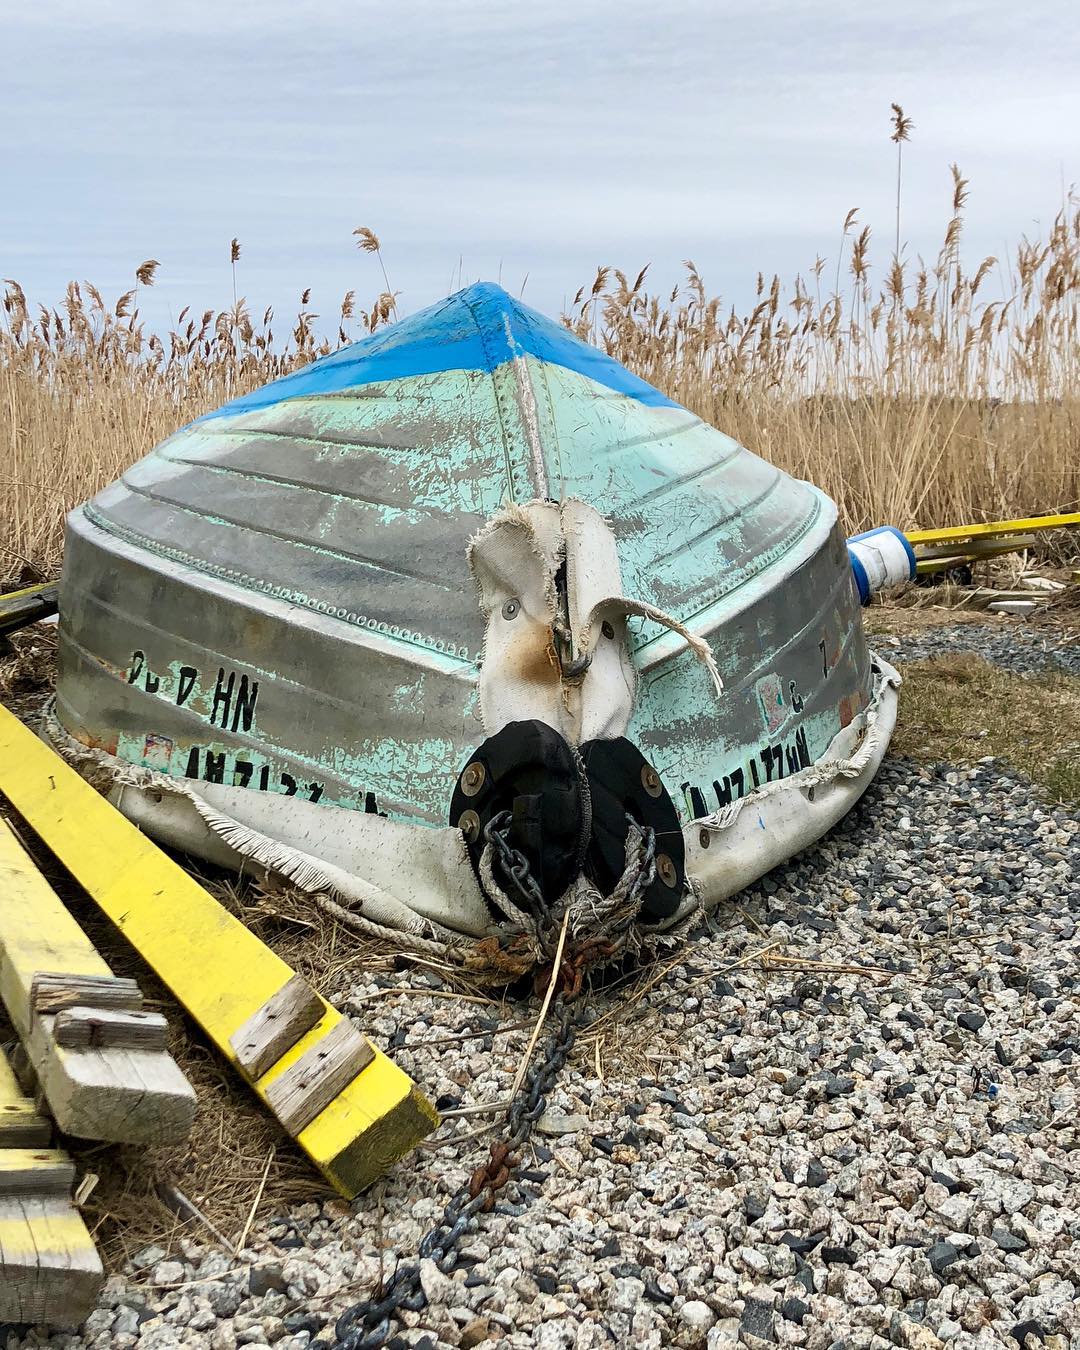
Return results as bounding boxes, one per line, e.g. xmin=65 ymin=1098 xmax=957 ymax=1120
xmin=43 ymin=656 xmax=899 ymax=944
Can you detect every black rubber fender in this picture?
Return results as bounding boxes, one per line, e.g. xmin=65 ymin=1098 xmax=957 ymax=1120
xmin=578 ymin=737 xmax=685 ymax=921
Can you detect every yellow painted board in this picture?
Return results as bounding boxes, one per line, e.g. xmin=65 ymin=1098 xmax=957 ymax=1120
xmin=0 ymin=1047 xmax=51 ymax=1148
xmin=913 ymin=537 xmax=1042 ymax=575
xmin=0 ymin=706 xmax=438 ymax=1196
xmin=0 ymin=1100 xmax=52 ymax=1149
xmin=914 ymin=534 xmax=1038 ymax=563
xmin=907 ymin=511 xmax=1080 ymax=547
xmin=0 ymin=1045 xmax=101 ymax=1325
xmin=0 ymin=582 xmax=58 ymax=636
xmin=0 ymin=816 xmax=195 ymax=1144
xmin=0 ymin=581 xmax=57 ymax=608
xmin=0 ymin=1149 xmax=75 ymax=1197
xmin=0 ymin=817 xmax=114 ymax=986
xmin=0 ymin=1200 xmax=103 ymax=1326
xmin=915 ymin=555 xmax=970 ymax=575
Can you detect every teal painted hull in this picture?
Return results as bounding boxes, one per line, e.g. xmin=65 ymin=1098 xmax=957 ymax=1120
xmin=56 ymin=284 xmax=872 ymax=839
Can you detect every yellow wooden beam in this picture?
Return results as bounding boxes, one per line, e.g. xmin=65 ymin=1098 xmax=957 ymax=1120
xmin=906 ymin=511 xmax=1080 ymax=547
xmin=915 ymin=555 xmax=970 ymax=576
xmin=0 ymin=1046 xmax=51 ymax=1148
xmin=0 ymin=1049 xmax=51 ymax=1151
xmin=913 ymin=535 xmax=1042 ymax=575
xmin=914 ymin=534 xmax=1038 ymax=562
xmin=0 ymin=1148 xmax=75 ymax=1196
xmin=0 ymin=1200 xmax=104 ymax=1326
xmin=0 ymin=817 xmax=195 ymax=1144
xmin=0 ymin=706 xmax=438 ymax=1196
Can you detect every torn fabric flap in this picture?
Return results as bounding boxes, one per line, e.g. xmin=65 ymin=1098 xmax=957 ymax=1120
xmin=467 ymin=499 xmax=568 ymax=739
xmin=467 ymin=497 xmax=723 ymax=745
xmin=559 ymin=497 xmax=636 ymax=742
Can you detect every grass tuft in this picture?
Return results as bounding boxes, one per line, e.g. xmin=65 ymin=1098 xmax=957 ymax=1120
xmin=890 ymin=651 xmax=1080 ymax=805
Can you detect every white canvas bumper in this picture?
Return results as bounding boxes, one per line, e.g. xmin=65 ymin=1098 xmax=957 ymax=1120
xmin=41 ymin=654 xmax=899 ymax=948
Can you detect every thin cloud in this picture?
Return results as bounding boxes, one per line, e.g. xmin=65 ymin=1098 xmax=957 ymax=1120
xmin=2 ymin=0 xmax=1076 ymax=335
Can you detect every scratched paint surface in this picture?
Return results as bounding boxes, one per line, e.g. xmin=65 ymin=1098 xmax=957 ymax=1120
xmin=525 ymin=354 xmax=825 ymax=639
xmin=57 ymin=283 xmax=871 ymax=829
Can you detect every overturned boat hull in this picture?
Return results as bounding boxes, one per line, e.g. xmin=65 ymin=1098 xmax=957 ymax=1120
xmin=54 ymin=282 xmax=898 ymax=948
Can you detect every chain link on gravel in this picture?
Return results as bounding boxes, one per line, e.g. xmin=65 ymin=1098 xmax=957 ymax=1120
xmin=332 ymin=994 xmax=585 ymax=1349
xmin=484 ymin=810 xmax=556 ymax=932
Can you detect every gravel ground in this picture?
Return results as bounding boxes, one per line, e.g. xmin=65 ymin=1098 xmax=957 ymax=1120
xmin=876 ymin=621 xmax=1080 ymax=678
xmin=6 ymin=625 xmax=1079 ymax=1350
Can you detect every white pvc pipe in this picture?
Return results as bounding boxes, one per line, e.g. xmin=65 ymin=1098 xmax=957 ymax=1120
xmin=847 ymin=527 xmax=916 ymax=602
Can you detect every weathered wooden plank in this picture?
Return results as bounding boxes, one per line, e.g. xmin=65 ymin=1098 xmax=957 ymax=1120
xmin=0 ymin=816 xmax=114 ymax=1002
xmin=0 ymin=815 xmax=195 ymax=1144
xmin=0 ymin=581 xmax=59 ymax=638
xmin=0 ymin=1099 xmax=51 ymax=1148
xmin=15 ymin=1018 xmax=195 ymax=1144
xmin=0 ymin=1043 xmax=103 ymax=1326
xmin=0 ymin=1198 xmax=103 ymax=1326
xmin=229 ymin=974 xmax=324 ymax=1081
xmin=53 ymin=1006 xmax=168 ymax=1051
xmin=265 ymin=1018 xmax=376 ymax=1135
xmin=0 ymin=1049 xmax=50 ymax=1148
xmin=0 ymin=706 xmax=438 ymax=1196
xmin=0 ymin=1149 xmax=75 ymax=1199
xmin=6 ymin=1041 xmax=36 ymax=1094
xmin=906 ymin=511 xmax=1080 ymax=546
xmin=32 ymin=972 xmax=143 ymax=1015
xmin=913 ymin=534 xmax=1041 ymax=577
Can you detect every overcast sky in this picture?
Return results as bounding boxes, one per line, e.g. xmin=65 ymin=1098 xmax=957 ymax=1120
xmin=3 ymin=0 xmax=1078 ymax=338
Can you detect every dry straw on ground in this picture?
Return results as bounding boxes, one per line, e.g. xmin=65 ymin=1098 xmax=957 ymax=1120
xmin=3 ymin=161 xmax=1080 ymax=584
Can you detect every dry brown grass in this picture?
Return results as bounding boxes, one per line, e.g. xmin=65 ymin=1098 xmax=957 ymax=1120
xmin=890 ymin=650 xmax=1080 ymax=804
xmin=567 ymin=173 xmax=1080 ymax=543
xmin=0 ymin=258 xmax=398 ymax=584
xmin=3 ymin=168 xmax=1080 ymax=585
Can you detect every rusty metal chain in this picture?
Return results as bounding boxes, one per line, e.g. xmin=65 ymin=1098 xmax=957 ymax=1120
xmin=332 ymin=995 xmax=584 ymax=1350
xmin=482 ymin=810 xmax=554 ymax=929
xmin=483 ymin=809 xmax=655 ymax=954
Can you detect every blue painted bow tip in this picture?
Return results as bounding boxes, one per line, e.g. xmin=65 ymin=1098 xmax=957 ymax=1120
xmin=200 ymin=281 xmax=680 ymax=422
